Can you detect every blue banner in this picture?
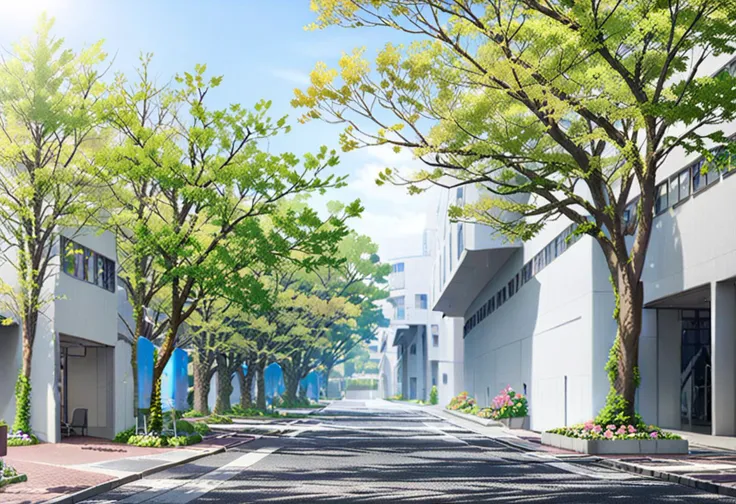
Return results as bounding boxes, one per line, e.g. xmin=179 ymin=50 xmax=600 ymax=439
xmin=137 ymin=338 xmax=154 ymax=410
xmin=161 ymin=348 xmax=188 ymax=412
xmin=264 ymin=362 xmax=285 ymax=404
xmin=300 ymin=371 xmax=321 ymax=402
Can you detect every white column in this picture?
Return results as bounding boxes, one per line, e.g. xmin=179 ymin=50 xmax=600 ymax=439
xmin=711 ymin=281 xmax=736 ymax=436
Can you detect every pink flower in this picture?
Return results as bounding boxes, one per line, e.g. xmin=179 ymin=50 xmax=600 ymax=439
xmin=604 ymin=429 xmax=614 ymax=439
xmin=593 ymin=425 xmax=602 ymax=434
xmin=627 ymin=425 xmax=637 ymax=434
xmin=606 ymin=424 xmax=616 ymax=430
xmin=650 ymin=431 xmax=658 ymax=439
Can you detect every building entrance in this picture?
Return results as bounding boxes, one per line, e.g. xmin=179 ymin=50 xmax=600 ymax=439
xmin=681 ymin=309 xmax=711 ymax=432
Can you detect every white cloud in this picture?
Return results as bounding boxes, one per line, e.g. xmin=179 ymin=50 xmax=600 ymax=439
xmin=270 ymin=68 xmax=310 ymax=86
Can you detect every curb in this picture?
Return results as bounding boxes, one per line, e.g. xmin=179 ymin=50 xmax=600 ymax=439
xmin=428 ymin=407 xmax=502 ymax=428
xmin=44 ymin=446 xmax=226 ymax=504
xmin=597 ymin=457 xmax=736 ymax=499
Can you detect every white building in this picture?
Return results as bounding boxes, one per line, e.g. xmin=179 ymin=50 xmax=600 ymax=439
xmin=432 ymin=53 xmax=736 ymax=436
xmin=378 ymin=230 xmax=465 ymax=404
xmin=0 ymin=230 xmax=135 ymax=442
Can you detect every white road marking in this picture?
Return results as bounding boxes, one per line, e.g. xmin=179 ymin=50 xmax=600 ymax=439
xmin=80 ymin=447 xmax=280 ymax=504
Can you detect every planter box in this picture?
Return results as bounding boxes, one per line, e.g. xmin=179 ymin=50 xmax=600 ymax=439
xmin=541 ymin=432 xmax=688 ymax=455
xmin=444 ymin=408 xmax=501 ymax=427
xmin=0 ymin=425 xmax=6 ymax=457
xmin=499 ymin=416 xmax=529 ymax=430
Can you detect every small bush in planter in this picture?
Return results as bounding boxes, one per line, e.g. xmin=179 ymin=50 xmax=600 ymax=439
xmin=192 ymin=421 xmax=210 ymax=436
xmin=480 ymin=386 xmax=528 ymax=420
xmin=0 ymin=459 xmax=27 ymax=487
xmin=547 ymin=421 xmax=681 ymax=440
xmin=167 ymin=433 xmax=202 ymax=447
xmin=128 ymin=434 xmax=167 ymax=448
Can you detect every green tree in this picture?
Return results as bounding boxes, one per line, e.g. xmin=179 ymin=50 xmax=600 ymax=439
xmin=99 ymin=56 xmax=360 ymax=421
xmin=300 ymin=0 xmax=736 ymax=424
xmin=0 ymin=16 xmax=107 ymax=433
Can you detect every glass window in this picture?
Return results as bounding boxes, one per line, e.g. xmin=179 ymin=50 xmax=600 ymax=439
xmin=692 ymin=160 xmax=704 ymax=192
xmin=433 ymin=334 xmax=439 ymax=347
xmin=486 ymin=299 xmax=492 ymax=313
xmin=442 ymin=373 xmax=448 ymax=385
xmin=457 ymin=224 xmax=464 ymax=260
xmin=61 ymin=237 xmax=75 ymax=276
xmin=415 ymin=294 xmax=428 ymax=310
xmin=394 ymin=296 xmax=405 ymax=320
xmin=392 ymin=262 xmax=404 ymax=273
xmin=431 ymin=324 xmax=439 ymax=335
xmin=501 ymin=287 xmax=507 ymax=303
xmin=456 ymin=187 xmax=464 ymax=204
xmin=490 ymin=297 xmax=495 ymax=312
xmin=449 ymin=232 xmax=453 ymax=271
xmin=655 ymin=181 xmax=668 ymax=215
xmin=508 ymin=279 xmax=515 ymax=297
xmin=410 ymin=344 xmax=416 ymax=355
xmin=84 ymin=249 xmax=95 ymax=283
xmin=496 ymin=290 xmax=502 ymax=307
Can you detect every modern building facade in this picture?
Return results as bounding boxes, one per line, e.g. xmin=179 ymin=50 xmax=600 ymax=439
xmin=0 ymin=229 xmax=136 ymax=442
xmin=431 ymin=53 xmax=736 ymax=436
xmin=378 ymin=230 xmax=464 ymax=404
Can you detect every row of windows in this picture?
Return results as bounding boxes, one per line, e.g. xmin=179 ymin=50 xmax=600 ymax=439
xmin=463 ymin=222 xmax=582 ymax=337
xmin=655 ymin=147 xmax=734 ymax=216
xmin=462 ymin=139 xmax=735 ymax=338
xmin=61 ymin=237 xmax=116 ymax=293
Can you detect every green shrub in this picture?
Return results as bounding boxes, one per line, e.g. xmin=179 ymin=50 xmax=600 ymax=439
xmin=183 ymin=410 xmax=208 ymax=418
xmin=429 ymin=386 xmax=438 ymax=405
xmin=7 ymin=434 xmax=38 ymax=447
xmin=192 ymin=421 xmax=210 ymax=435
xmin=167 ymin=433 xmax=202 ymax=447
xmin=206 ymin=413 xmax=233 ymax=424
xmin=345 ymin=378 xmax=378 ymax=390
xmin=0 ymin=419 xmax=7 ymax=428
xmin=13 ymin=374 xmax=31 ymax=434
xmin=128 ymin=434 xmax=166 ymax=448
xmin=113 ymin=427 xmax=136 ymax=443
xmin=174 ymin=420 xmax=194 ymax=434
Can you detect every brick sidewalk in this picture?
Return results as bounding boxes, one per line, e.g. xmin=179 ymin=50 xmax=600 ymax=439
xmin=0 ymin=436 xmax=229 ymax=503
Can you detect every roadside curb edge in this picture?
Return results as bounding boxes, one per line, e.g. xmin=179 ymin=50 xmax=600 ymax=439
xmin=43 ymin=446 xmax=226 ymax=504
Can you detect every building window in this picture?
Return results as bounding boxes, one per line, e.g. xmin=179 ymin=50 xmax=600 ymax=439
xmin=394 ymin=296 xmax=405 ymax=320
xmin=449 ymin=231 xmax=453 ymax=271
xmin=508 ymin=279 xmax=515 ymax=297
xmin=457 ymin=223 xmax=464 ymax=260
xmin=416 ymin=294 xmax=428 ymax=310
xmin=691 ymin=159 xmax=717 ymax=193
xmin=456 ymin=187 xmax=464 ymax=205
xmin=432 ymin=333 xmax=439 ymax=347
xmin=442 ymin=373 xmax=448 ymax=385
xmin=392 ymin=262 xmax=404 ymax=273
xmin=410 ymin=344 xmax=416 ymax=355
xmin=655 ymin=181 xmax=668 ymax=215
xmin=61 ymin=237 xmax=115 ymax=292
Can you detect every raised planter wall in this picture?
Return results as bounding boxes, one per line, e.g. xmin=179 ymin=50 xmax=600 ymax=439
xmin=541 ymin=432 xmax=689 ymax=455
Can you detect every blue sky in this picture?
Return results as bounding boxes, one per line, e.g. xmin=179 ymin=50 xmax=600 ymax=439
xmin=0 ymin=0 xmax=438 ymax=260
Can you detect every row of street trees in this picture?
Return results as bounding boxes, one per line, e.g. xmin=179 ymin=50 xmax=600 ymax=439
xmin=0 ymin=15 xmax=387 ymax=434
xmin=299 ymin=0 xmax=736 ymax=424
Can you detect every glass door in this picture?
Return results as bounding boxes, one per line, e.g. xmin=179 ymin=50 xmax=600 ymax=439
xmin=681 ymin=309 xmax=711 ymax=430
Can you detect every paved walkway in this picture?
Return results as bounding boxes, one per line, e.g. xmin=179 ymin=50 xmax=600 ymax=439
xmin=79 ymin=400 xmax=734 ymax=503
xmin=430 ymin=408 xmax=736 ymax=498
xmin=0 ymin=436 xmax=231 ymax=503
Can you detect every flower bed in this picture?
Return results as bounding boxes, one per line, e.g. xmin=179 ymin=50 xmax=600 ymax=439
xmin=7 ymin=428 xmax=39 ymax=446
xmin=0 ymin=459 xmax=27 ymax=487
xmin=478 ymin=386 xmax=528 ymax=425
xmin=446 ymin=392 xmax=479 ymax=416
xmin=543 ymin=421 xmax=687 ymax=454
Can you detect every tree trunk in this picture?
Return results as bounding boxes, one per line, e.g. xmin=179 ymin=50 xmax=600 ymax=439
xmin=282 ymin=363 xmax=299 ymax=406
xmin=614 ymin=276 xmax=644 ymax=420
xmin=239 ymin=364 xmax=253 ymax=409
xmin=14 ymin=311 xmax=38 ymax=433
xmin=213 ymin=353 xmax=233 ymax=414
xmin=255 ymin=359 xmax=267 ymax=410
xmin=192 ymin=351 xmax=213 ymax=414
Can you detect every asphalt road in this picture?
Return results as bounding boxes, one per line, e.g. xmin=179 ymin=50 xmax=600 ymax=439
xmin=83 ymin=400 xmax=735 ymax=503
